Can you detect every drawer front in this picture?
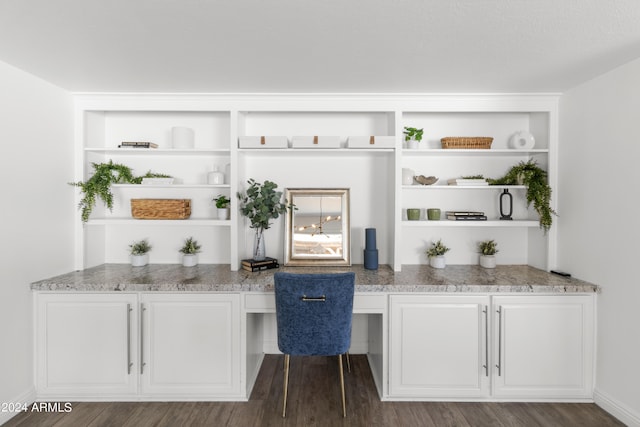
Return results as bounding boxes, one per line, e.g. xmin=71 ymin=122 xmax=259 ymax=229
xmin=244 ymin=292 xmax=386 ymax=313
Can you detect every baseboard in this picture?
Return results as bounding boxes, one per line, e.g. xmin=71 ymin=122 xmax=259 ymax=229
xmin=0 ymin=387 xmax=36 ymax=425
xmin=594 ymin=388 xmax=640 ymax=427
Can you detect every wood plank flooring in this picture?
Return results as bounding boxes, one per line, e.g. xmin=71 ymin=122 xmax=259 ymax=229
xmin=4 ymin=354 xmax=624 ymax=427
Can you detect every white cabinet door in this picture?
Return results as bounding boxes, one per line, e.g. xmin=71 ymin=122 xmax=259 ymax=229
xmin=36 ymin=293 xmax=138 ymax=397
xmin=389 ymin=295 xmax=490 ymax=398
xmin=140 ymin=293 xmax=241 ymax=397
xmin=492 ymin=295 xmax=594 ymax=398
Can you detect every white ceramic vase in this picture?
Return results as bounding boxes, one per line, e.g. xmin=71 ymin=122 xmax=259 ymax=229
xmin=182 ymin=254 xmax=198 ymax=267
xmin=480 ymin=255 xmax=496 ymax=269
xmin=131 ymin=254 xmax=149 ymax=267
xmin=429 ymin=255 xmax=446 ymax=269
xmin=217 ymin=207 xmax=230 ymax=220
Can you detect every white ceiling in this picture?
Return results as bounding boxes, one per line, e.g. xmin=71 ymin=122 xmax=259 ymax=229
xmin=2 ymin=0 xmax=640 ymax=93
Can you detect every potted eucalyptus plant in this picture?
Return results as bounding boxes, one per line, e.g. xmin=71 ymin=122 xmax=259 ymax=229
xmin=213 ymin=194 xmax=231 ymax=220
xmin=426 ymin=239 xmax=450 ymax=269
xmin=179 ymin=236 xmax=201 ymax=267
xmin=70 ymin=160 xmax=171 ymax=223
xmin=488 ymin=159 xmax=556 ymax=232
xmin=129 ymin=239 xmax=152 ymax=267
xmin=237 ymin=179 xmax=291 ymax=261
xmin=403 ymin=126 xmax=424 ymax=149
xmin=478 ymin=239 xmax=498 ymax=269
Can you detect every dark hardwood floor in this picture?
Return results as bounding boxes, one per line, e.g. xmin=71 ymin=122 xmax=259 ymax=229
xmin=4 ymin=354 xmax=624 ymax=427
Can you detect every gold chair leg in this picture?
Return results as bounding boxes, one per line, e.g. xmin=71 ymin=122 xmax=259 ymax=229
xmin=338 ymin=354 xmax=346 ymax=417
xmin=282 ymin=354 xmax=290 ymax=418
xmin=346 ymin=352 xmax=351 ymax=373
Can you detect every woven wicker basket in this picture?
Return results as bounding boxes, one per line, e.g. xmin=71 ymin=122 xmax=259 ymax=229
xmin=131 ymin=199 xmax=191 ymax=219
xmin=441 ymin=137 xmax=493 ymax=149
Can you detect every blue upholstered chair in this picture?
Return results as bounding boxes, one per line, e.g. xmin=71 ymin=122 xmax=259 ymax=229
xmin=274 ymin=272 xmax=355 ymax=418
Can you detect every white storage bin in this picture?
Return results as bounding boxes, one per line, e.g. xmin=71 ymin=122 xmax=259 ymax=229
xmin=238 ymin=136 xmax=288 ymax=148
xmin=347 ymin=135 xmax=396 ymax=149
xmin=291 ymin=136 xmax=341 ymax=149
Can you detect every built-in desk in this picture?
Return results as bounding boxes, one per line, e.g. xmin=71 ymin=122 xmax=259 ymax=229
xmin=31 ymin=264 xmax=598 ymax=402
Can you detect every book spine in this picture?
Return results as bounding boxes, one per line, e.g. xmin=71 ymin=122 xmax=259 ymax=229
xmin=447 ymin=215 xmax=487 ymax=221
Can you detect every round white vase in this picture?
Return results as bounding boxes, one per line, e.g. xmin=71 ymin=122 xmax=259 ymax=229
xmin=182 ymin=254 xmax=198 ymax=267
xmin=429 ymin=256 xmax=446 ymax=269
xmin=131 ymin=254 xmax=149 ymax=267
xmin=480 ymin=255 xmax=496 ymax=269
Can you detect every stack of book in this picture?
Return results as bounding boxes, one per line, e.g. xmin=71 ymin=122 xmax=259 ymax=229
xmin=241 ymin=257 xmax=280 ymax=272
xmin=446 ymin=211 xmax=488 ymax=221
xmin=447 ymin=178 xmax=488 ymax=186
xmin=118 ymin=141 xmax=159 ymax=148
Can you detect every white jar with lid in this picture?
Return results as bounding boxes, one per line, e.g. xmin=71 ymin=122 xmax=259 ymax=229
xmin=207 ymin=166 xmax=224 ymax=185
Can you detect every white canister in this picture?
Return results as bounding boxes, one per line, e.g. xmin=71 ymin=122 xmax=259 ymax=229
xmin=207 ymin=166 xmax=224 ymax=185
xmin=171 ymin=126 xmax=195 ymax=149
xmin=402 ymin=168 xmax=415 ymax=185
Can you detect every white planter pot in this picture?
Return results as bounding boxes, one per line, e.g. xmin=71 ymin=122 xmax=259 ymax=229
xmin=217 ymin=207 xmax=230 ymax=220
xmin=182 ymin=254 xmax=198 ymax=267
xmin=429 ymin=255 xmax=446 ymax=269
xmin=131 ymin=254 xmax=149 ymax=267
xmin=407 ymin=139 xmax=419 ymax=149
xmin=480 ymin=255 xmax=496 ymax=269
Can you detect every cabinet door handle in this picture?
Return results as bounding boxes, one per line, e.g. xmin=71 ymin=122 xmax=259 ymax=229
xmin=483 ymin=305 xmax=489 ymax=377
xmin=140 ymin=303 xmax=146 ymax=375
xmin=127 ymin=303 xmax=133 ymax=375
xmin=496 ymin=306 xmax=502 ymax=376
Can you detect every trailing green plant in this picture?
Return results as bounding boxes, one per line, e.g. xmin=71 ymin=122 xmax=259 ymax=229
xmin=179 ymin=237 xmax=201 ymax=255
xmin=237 ymin=179 xmax=291 ymax=231
xmin=129 ymin=239 xmax=152 ymax=255
xmin=403 ymin=126 xmax=424 ymax=142
xmin=487 ymin=159 xmax=556 ymax=232
xmin=70 ymin=160 xmax=171 ymax=223
xmin=426 ymin=239 xmax=450 ymax=257
xmin=213 ymin=194 xmax=231 ymax=209
xmin=478 ymin=239 xmax=499 ymax=256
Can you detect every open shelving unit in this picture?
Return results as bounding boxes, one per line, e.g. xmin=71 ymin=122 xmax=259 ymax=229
xmin=73 ymin=94 xmax=558 ymax=271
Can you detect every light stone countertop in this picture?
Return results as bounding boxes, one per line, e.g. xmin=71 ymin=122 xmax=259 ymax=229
xmin=31 ymin=264 xmax=598 ymax=293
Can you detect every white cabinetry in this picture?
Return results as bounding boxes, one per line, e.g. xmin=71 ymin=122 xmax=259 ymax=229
xmin=492 ymin=295 xmax=594 ymax=398
xmin=36 ymin=293 xmax=241 ymax=400
xmin=389 ymin=295 xmax=490 ymax=398
xmin=36 ymin=293 xmax=138 ymax=397
xmin=140 ymin=293 xmax=241 ymax=397
xmin=389 ymin=294 xmax=594 ymax=400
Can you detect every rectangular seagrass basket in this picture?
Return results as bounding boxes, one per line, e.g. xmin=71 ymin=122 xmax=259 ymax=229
xmin=131 ymin=199 xmax=191 ymax=219
xmin=440 ymin=137 xmax=493 ymax=149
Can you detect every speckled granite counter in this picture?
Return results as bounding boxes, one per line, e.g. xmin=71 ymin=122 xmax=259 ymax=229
xmin=31 ymin=264 xmax=598 ymax=293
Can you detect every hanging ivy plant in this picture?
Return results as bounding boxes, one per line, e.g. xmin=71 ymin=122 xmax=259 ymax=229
xmin=70 ymin=160 xmax=171 ymax=223
xmin=487 ymin=159 xmax=556 ymax=232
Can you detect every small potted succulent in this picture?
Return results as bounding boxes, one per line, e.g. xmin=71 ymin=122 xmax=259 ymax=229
xmin=426 ymin=239 xmax=450 ymax=269
xmin=403 ymin=126 xmax=424 ymax=149
xmin=478 ymin=239 xmax=498 ymax=269
xmin=129 ymin=239 xmax=152 ymax=267
xmin=179 ymin=236 xmax=201 ymax=267
xmin=213 ymin=194 xmax=231 ymax=220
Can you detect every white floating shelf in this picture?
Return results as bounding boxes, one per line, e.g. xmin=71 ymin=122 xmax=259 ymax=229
xmin=403 ymin=148 xmax=548 ymax=155
xmin=86 ymin=218 xmax=231 ymax=226
xmin=402 ymin=220 xmax=539 ymax=227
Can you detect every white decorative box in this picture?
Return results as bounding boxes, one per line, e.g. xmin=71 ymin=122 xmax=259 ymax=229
xmin=347 ymin=136 xmax=396 ymax=149
xmin=291 ymin=136 xmax=341 ymax=149
xmin=238 ymin=136 xmax=288 ymax=148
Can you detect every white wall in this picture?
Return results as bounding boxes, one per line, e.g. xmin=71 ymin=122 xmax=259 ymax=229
xmin=559 ymin=58 xmax=640 ymax=425
xmin=0 ymin=60 xmax=74 ymax=423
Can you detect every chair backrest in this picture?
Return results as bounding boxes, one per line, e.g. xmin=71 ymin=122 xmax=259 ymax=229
xmin=274 ymin=272 xmax=355 ymax=356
